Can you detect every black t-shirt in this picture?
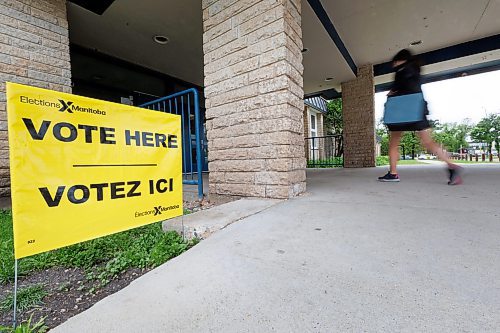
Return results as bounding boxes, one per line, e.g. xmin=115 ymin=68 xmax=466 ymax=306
xmin=391 ymin=62 xmax=422 ymax=96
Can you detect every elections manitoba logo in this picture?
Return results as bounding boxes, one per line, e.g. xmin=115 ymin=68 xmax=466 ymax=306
xmin=20 ymin=96 xmax=107 ymax=116
xmin=135 ymin=204 xmax=180 ymax=218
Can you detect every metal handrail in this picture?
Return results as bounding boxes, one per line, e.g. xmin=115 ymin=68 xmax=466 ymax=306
xmin=140 ymin=88 xmax=204 ymax=200
xmin=305 ymin=135 xmax=344 ymax=168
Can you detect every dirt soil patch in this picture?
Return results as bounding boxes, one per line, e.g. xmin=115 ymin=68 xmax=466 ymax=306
xmin=0 ymin=266 xmax=152 ymax=329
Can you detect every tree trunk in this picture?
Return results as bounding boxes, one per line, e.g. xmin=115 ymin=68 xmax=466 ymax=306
xmin=336 ymin=136 xmax=344 ymax=158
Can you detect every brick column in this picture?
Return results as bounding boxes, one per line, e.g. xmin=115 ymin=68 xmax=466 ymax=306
xmin=0 ymin=0 xmax=72 ymax=196
xmin=341 ymin=65 xmax=376 ymax=168
xmin=203 ymin=0 xmax=306 ymax=199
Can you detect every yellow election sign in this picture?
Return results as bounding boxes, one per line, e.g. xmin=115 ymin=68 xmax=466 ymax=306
xmin=6 ymin=82 xmax=183 ymax=259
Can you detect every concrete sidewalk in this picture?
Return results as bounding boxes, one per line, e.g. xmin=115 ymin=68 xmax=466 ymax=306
xmin=52 ymin=164 xmax=500 ymax=332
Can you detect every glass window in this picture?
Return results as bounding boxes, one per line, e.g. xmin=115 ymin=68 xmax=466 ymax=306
xmin=310 ymin=114 xmax=316 ymax=130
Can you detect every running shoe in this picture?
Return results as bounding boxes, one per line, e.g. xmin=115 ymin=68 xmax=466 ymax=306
xmin=378 ymin=171 xmax=400 ymax=182
xmin=448 ymin=165 xmax=463 ymax=185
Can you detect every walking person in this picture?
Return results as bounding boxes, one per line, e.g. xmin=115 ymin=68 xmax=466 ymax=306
xmin=378 ymin=49 xmax=463 ymax=185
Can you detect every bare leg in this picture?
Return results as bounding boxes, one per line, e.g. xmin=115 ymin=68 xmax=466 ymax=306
xmin=417 ymin=129 xmax=453 ymax=166
xmin=418 ymin=129 xmax=463 ymax=184
xmin=389 ymin=131 xmax=403 ymax=174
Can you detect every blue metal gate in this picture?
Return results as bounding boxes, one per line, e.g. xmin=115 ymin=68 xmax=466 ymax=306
xmin=139 ymin=88 xmax=204 ymax=200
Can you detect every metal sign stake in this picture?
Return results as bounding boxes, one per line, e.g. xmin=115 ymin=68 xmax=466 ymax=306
xmin=13 ymin=259 xmax=18 ymax=328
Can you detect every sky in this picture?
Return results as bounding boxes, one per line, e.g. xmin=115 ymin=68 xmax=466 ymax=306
xmin=375 ymin=70 xmax=500 ymax=126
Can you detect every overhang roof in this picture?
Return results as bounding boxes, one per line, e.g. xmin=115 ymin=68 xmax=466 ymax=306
xmin=305 ymin=96 xmax=328 ymax=114
xmin=67 ymin=0 xmax=500 ymax=95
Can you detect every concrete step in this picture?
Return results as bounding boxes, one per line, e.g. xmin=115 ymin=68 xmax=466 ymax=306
xmin=163 ymin=198 xmax=283 ymax=240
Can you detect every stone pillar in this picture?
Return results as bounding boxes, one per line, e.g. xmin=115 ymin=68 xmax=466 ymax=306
xmin=0 ymin=0 xmax=72 ymax=196
xmin=202 ymin=0 xmax=306 ymax=199
xmin=341 ymin=65 xmax=376 ymax=168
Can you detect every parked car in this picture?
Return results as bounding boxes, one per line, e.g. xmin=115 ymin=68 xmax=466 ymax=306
xmin=418 ymin=154 xmax=427 ymax=160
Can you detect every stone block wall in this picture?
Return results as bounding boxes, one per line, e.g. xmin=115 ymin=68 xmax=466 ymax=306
xmin=341 ymin=64 xmax=376 ymax=168
xmin=0 ymin=0 xmax=72 ymax=196
xmin=202 ymin=0 xmax=306 ymax=199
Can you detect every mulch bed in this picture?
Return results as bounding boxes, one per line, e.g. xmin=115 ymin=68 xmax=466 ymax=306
xmin=0 ymin=266 xmax=152 ymax=329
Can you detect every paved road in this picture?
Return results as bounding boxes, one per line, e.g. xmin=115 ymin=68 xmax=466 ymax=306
xmin=53 ymin=164 xmax=500 ymax=332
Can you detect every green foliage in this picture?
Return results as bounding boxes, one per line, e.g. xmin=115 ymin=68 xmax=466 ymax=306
xmin=87 ymin=229 xmax=189 ymax=286
xmin=433 ymin=121 xmax=472 ymax=153
xmin=376 ymin=127 xmax=389 ymax=156
xmin=0 ymin=210 xmax=15 ymax=284
xmin=470 ymin=114 xmax=500 ymax=153
xmin=378 ymin=119 xmax=475 ymax=157
xmin=307 ymin=157 xmax=343 ymax=168
xmin=376 ymin=156 xmax=390 ymax=166
xmin=325 ymin=99 xmax=343 ymax=135
xmin=377 ymin=126 xmax=424 ymax=158
xmin=400 ymin=132 xmax=423 ymax=157
xmin=0 ymin=209 xmax=195 ymax=286
xmin=0 ymin=285 xmax=48 ymax=313
xmin=323 ymin=98 xmax=344 ymax=157
xmin=0 ymin=315 xmax=47 ymax=333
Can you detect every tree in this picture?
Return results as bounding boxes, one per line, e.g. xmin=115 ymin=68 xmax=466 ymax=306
xmin=376 ymin=125 xmax=422 ymax=159
xmin=325 ymin=99 xmax=343 ymax=157
xmin=432 ymin=121 xmax=472 ymax=153
xmin=470 ymin=114 xmax=500 ymax=154
xmin=400 ymin=132 xmax=422 ymax=158
xmin=376 ymin=127 xmax=389 ymax=156
xmin=325 ymin=99 xmax=342 ymax=135
xmin=494 ymin=115 xmax=500 ymax=155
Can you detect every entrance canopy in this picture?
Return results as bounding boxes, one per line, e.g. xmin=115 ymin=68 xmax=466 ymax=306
xmin=67 ymin=0 xmax=500 ymax=96
xmin=303 ymin=0 xmax=500 ymax=96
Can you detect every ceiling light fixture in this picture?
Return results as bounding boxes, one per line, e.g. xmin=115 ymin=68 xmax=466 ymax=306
xmin=409 ymin=40 xmax=423 ymax=46
xmin=153 ymin=35 xmax=169 ymax=45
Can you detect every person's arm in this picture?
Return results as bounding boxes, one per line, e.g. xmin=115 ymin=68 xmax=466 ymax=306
xmin=388 ymin=67 xmax=404 ymax=96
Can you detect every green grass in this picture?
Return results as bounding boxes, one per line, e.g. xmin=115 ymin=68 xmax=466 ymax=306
xmin=0 ymin=314 xmax=48 ymax=333
xmin=398 ymin=159 xmax=427 ymax=165
xmin=0 ymin=284 xmax=48 ymax=313
xmin=0 ymin=210 xmax=14 ymax=284
xmin=0 ymin=209 xmax=196 ymax=286
xmin=376 ymin=156 xmax=427 ymax=166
